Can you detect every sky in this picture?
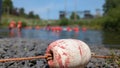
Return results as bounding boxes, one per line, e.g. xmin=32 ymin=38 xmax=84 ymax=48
xmin=12 ymin=0 xmax=105 ymax=20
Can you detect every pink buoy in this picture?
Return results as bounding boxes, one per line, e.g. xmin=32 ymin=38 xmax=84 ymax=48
xmin=46 ymin=39 xmax=91 ymax=68
xmin=17 ymin=21 xmax=22 ymax=31
xmin=9 ymin=20 xmax=16 ymax=29
xmin=67 ymin=27 xmax=72 ymax=32
xmin=35 ymin=26 xmax=40 ymax=30
xmin=73 ymin=27 xmax=79 ymax=33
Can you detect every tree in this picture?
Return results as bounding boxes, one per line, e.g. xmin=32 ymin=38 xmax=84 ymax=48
xmin=70 ymin=12 xmax=80 ymax=20
xmin=2 ymin=0 xmax=13 ymax=14
xmin=59 ymin=18 xmax=69 ymax=26
xmin=27 ymin=11 xmax=34 ymax=18
xmin=34 ymin=14 xmax=40 ymax=19
xmin=103 ymin=7 xmax=120 ymax=31
xmin=102 ymin=0 xmax=120 ymax=31
xmin=2 ymin=0 xmax=40 ymax=20
xmin=103 ymin=0 xmax=120 ymax=15
xmin=19 ymin=8 xmax=25 ymax=17
xmin=11 ymin=8 xmax=19 ymax=16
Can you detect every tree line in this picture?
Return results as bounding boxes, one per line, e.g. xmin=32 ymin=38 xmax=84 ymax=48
xmin=2 ymin=0 xmax=120 ymax=31
xmin=2 ymin=0 xmax=40 ymax=19
xmin=59 ymin=0 xmax=120 ymax=32
xmin=102 ymin=0 xmax=120 ymax=31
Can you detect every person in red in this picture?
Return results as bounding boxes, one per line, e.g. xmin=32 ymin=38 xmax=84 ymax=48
xmin=9 ymin=20 xmax=16 ymax=37
xmin=17 ymin=21 xmax=22 ymax=31
xmin=9 ymin=20 xmax=16 ymax=30
xmin=73 ymin=27 xmax=79 ymax=33
xmin=35 ymin=25 xmax=40 ymax=30
xmin=67 ymin=26 xmax=72 ymax=32
xmin=57 ymin=26 xmax=62 ymax=32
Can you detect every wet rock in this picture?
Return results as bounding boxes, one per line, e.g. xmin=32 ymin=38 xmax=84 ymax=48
xmin=0 ymin=38 xmax=119 ymax=68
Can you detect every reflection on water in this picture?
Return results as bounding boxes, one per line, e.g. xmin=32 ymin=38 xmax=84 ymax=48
xmin=0 ymin=28 xmax=9 ymax=38
xmin=21 ymin=29 xmax=102 ymax=45
xmin=0 ymin=28 xmax=120 ymax=48
xmin=103 ymin=31 xmax=120 ymax=48
xmin=58 ymin=30 xmax=102 ymax=45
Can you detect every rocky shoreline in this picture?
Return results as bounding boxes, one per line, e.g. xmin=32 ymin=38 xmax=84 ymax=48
xmin=0 ymin=38 xmax=119 ymax=68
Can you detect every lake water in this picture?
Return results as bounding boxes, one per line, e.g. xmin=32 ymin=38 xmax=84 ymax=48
xmin=22 ymin=29 xmax=102 ymax=45
xmin=0 ymin=28 xmax=120 ymax=48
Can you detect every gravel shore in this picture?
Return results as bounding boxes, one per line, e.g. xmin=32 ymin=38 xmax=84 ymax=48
xmin=0 ymin=38 xmax=119 ymax=68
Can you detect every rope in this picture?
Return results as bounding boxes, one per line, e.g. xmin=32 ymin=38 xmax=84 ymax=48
xmin=0 ymin=52 xmax=118 ymax=63
xmin=91 ymin=52 xmax=118 ymax=59
xmin=0 ymin=54 xmax=52 ymax=63
xmin=92 ymin=55 xmax=112 ymax=59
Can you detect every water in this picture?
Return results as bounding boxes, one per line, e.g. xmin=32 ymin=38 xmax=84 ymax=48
xmin=0 ymin=28 xmax=9 ymax=38
xmin=19 ymin=28 xmax=103 ymax=45
xmin=0 ymin=28 xmax=120 ymax=48
xmin=102 ymin=31 xmax=120 ymax=48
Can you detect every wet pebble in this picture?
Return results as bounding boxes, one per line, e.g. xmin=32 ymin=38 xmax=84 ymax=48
xmin=0 ymin=38 xmax=119 ymax=68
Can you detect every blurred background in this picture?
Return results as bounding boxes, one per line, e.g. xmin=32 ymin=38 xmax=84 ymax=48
xmin=0 ymin=0 xmax=120 ymax=48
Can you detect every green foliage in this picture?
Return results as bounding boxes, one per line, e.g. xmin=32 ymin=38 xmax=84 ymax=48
xmin=34 ymin=14 xmax=40 ymax=19
xmin=21 ymin=21 xmax=27 ymax=27
xmin=103 ymin=0 xmax=120 ymax=15
xmin=103 ymin=31 xmax=120 ymax=45
xmin=106 ymin=50 xmax=120 ymax=66
xmin=19 ymin=8 xmax=25 ymax=17
xmin=102 ymin=7 xmax=120 ymax=31
xmin=59 ymin=18 xmax=69 ymax=26
xmin=0 ymin=22 xmax=9 ymax=28
xmin=102 ymin=0 xmax=120 ymax=31
xmin=25 ymin=11 xmax=40 ymax=19
xmin=2 ymin=0 xmax=13 ymax=14
xmin=27 ymin=11 xmax=34 ymax=18
xmin=2 ymin=0 xmax=40 ymax=19
xmin=70 ymin=12 xmax=80 ymax=20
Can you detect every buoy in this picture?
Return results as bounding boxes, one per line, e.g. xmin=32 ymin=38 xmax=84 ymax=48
xmin=25 ymin=26 xmax=32 ymax=29
xmin=73 ymin=27 xmax=79 ymax=33
xmin=82 ymin=27 xmax=87 ymax=32
xmin=46 ymin=39 xmax=91 ymax=68
xmin=35 ymin=26 xmax=40 ymax=30
xmin=56 ymin=26 xmax=62 ymax=32
xmin=17 ymin=21 xmax=22 ymax=31
xmin=9 ymin=20 xmax=16 ymax=30
xmin=67 ymin=27 xmax=72 ymax=32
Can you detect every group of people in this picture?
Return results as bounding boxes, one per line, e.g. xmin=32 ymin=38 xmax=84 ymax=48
xmin=46 ymin=25 xmax=80 ymax=33
xmin=9 ymin=20 xmax=22 ymax=31
xmin=9 ymin=20 xmax=23 ymax=37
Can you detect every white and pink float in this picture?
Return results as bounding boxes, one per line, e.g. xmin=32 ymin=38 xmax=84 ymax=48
xmin=46 ymin=39 xmax=91 ymax=68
